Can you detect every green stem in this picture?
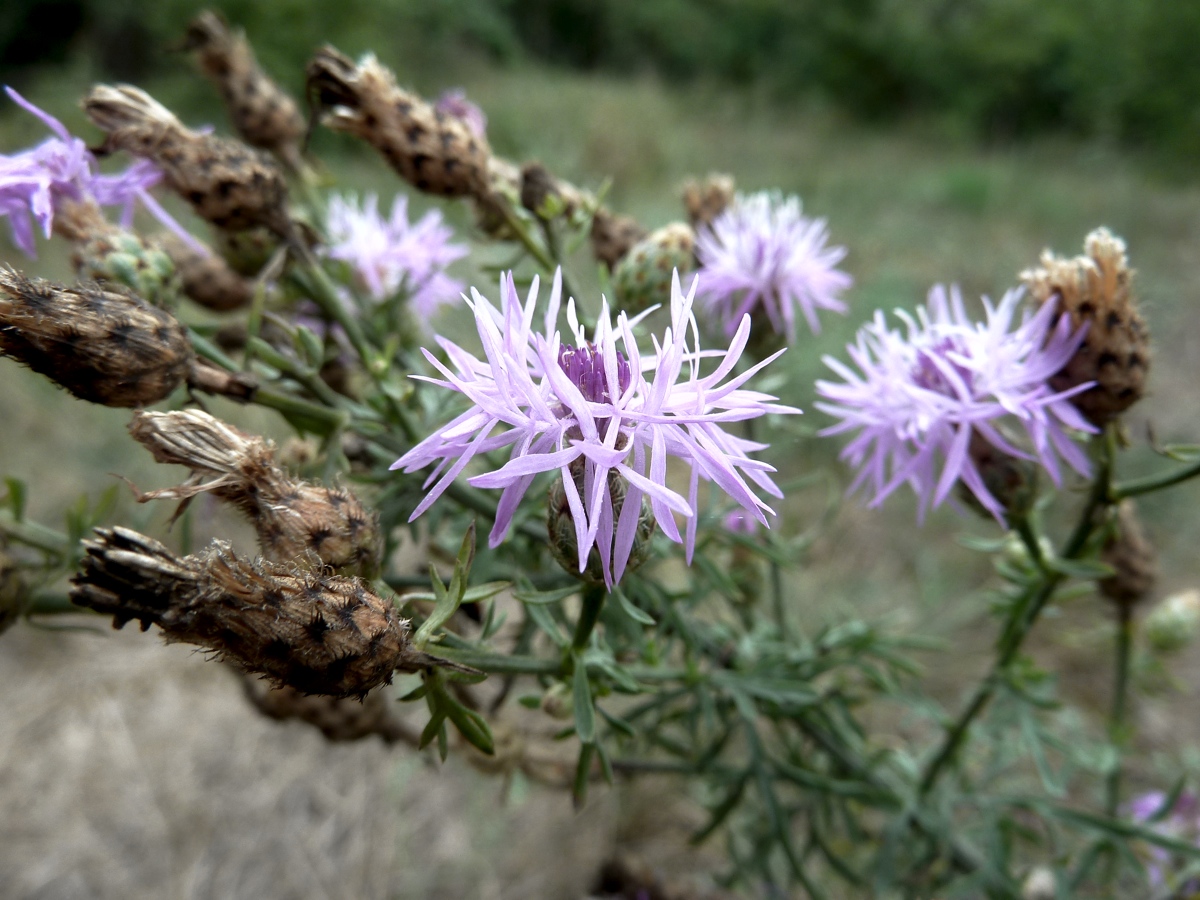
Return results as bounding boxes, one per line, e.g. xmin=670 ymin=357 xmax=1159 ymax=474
xmin=0 ymin=513 xmax=70 ymax=556
xmin=917 ymin=426 xmax=1118 ymax=799
xmin=1105 ymin=600 xmax=1134 ymax=816
xmin=1112 ymin=454 xmax=1200 ymax=500
xmin=572 ymin=585 xmax=607 ymax=651
xmin=428 ymin=646 xmax=560 ymax=676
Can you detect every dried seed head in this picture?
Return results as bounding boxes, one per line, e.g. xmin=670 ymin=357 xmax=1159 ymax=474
xmin=590 ymin=207 xmax=648 ymax=271
xmin=71 ymin=527 xmax=440 ymax=698
xmin=129 ymin=409 xmax=382 ymax=577
xmin=183 ymin=11 xmax=305 ymax=165
xmin=83 ymin=84 xmax=292 ymax=236
xmin=612 ymin=222 xmax=696 ymax=314
xmin=306 ymin=47 xmax=490 ymax=197
xmin=547 ymin=461 xmax=655 ymax=584
xmin=1100 ymin=500 xmax=1157 ymax=606
xmin=682 ymin=172 xmax=735 ymax=229
xmin=242 ymin=678 xmax=415 ymax=744
xmin=0 ymin=267 xmax=192 ymax=407
xmin=54 ymin=200 xmax=179 ymax=308
xmin=158 ymin=233 xmax=253 ymax=312
xmin=1021 ymin=228 xmax=1150 ymax=425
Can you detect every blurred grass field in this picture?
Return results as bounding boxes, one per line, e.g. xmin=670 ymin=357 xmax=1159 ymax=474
xmin=4 ymin=57 xmax=1200 ymax=897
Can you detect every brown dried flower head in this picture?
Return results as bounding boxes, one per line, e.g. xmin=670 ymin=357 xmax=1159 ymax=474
xmin=158 ymin=233 xmax=253 ymax=312
xmin=0 ymin=267 xmax=192 ymax=407
xmin=682 ymin=173 xmax=736 ymax=229
xmin=305 ymin=47 xmax=490 ymax=197
xmin=129 ymin=409 xmax=383 ymax=577
xmin=1100 ymin=500 xmax=1157 ymax=607
xmin=242 ymin=679 xmax=416 ymax=744
xmin=1021 ymin=227 xmax=1149 ymax=425
xmin=83 ymin=84 xmax=292 ymax=236
xmin=71 ymin=527 xmax=438 ymax=698
xmin=590 ymin=207 xmax=649 ymax=272
xmin=183 ymin=10 xmax=306 ymax=166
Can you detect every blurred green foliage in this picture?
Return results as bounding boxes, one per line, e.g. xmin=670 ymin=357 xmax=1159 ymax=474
xmin=3 ymin=0 xmax=1200 ymax=154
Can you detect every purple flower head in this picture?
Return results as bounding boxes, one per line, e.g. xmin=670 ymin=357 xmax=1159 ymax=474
xmin=1128 ymin=790 xmax=1200 ymax=890
xmin=325 ymin=192 xmax=467 ymax=322
xmin=391 ymin=269 xmax=801 ymax=587
xmin=815 ymin=285 xmax=1097 ymax=523
xmin=1 ymin=88 xmax=202 ymax=258
xmin=435 ymin=89 xmax=487 ymax=139
xmin=695 ymin=191 xmax=852 ymax=340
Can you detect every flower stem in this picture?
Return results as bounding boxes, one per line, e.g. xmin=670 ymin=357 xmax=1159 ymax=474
xmin=1112 ymin=454 xmax=1200 ymax=500
xmin=1105 ymin=599 xmax=1134 ymax=816
xmin=572 ymin=585 xmax=607 ymax=651
xmin=917 ymin=426 xmax=1118 ymax=798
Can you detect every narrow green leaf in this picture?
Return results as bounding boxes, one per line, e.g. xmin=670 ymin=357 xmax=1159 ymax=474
xmin=294 ymin=324 xmax=326 ymax=368
xmin=573 ymin=660 xmax=596 ymax=744
xmin=691 ymin=772 xmax=750 ymax=844
xmin=514 ymin=584 xmax=580 ymax=606
xmin=573 ymin=742 xmax=594 ymax=809
xmin=1045 ymin=556 xmax=1115 ymax=581
xmin=614 ymin=587 xmax=655 ymax=625
xmin=595 ymin=738 xmax=614 ymax=785
xmin=414 ymin=524 xmax=477 ymax=648
xmin=442 ymin=693 xmax=495 ymax=755
xmin=419 ymin=708 xmax=447 ymax=751
xmin=4 ymin=478 xmax=26 ymax=521
xmin=525 ymin=601 xmax=570 ymax=648
xmin=596 ymin=704 xmax=636 ymax=738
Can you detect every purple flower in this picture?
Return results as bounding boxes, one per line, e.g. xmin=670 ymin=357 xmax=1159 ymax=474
xmin=1128 ymin=791 xmax=1200 ymax=890
xmin=0 ymin=87 xmax=201 ymax=257
xmin=435 ymin=89 xmax=487 ymax=139
xmin=391 ymin=269 xmax=800 ymax=587
xmin=695 ymin=191 xmax=851 ymax=340
xmin=325 ymin=192 xmax=467 ymax=321
xmin=815 ymin=285 xmax=1097 ymax=522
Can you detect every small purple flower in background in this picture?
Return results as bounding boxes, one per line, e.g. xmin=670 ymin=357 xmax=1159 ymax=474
xmin=1128 ymin=791 xmax=1200 ymax=891
xmin=325 ymin=192 xmax=467 ymax=321
xmin=695 ymin=191 xmax=851 ymax=340
xmin=435 ymin=88 xmax=487 ymax=139
xmin=0 ymin=87 xmax=199 ymax=257
xmin=815 ymin=285 xmax=1096 ymax=522
xmin=391 ymin=269 xmax=799 ymax=587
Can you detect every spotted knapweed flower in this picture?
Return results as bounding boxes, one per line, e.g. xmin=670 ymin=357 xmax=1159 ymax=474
xmin=391 ymin=269 xmax=799 ymax=587
xmin=325 ymin=192 xmax=467 ymax=320
xmin=695 ymin=191 xmax=851 ymax=340
xmin=1128 ymin=791 xmax=1200 ymax=891
xmin=815 ymin=285 xmax=1097 ymax=523
xmin=0 ymin=87 xmax=199 ymax=257
xmin=434 ymin=89 xmax=487 ymax=139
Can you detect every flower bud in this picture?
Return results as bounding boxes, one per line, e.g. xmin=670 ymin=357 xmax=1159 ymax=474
xmin=539 ymin=681 xmax=574 ymax=719
xmin=0 ymin=267 xmax=193 ymax=407
xmin=1144 ymin=589 xmax=1200 ymax=655
xmin=71 ymin=527 xmax=440 ymax=698
xmin=612 ymin=222 xmax=696 ymax=315
xmin=158 ymin=233 xmax=253 ymax=312
xmin=1021 ymin=228 xmax=1149 ymax=425
xmin=956 ymin=431 xmax=1039 ymax=521
xmin=83 ymin=84 xmax=292 ymax=236
xmin=129 ymin=409 xmax=383 ymax=577
xmin=1100 ymin=500 xmax=1156 ymax=606
xmin=306 ymin=47 xmax=490 ymax=197
xmin=590 ymin=207 xmax=647 ymax=271
xmin=183 ymin=11 xmax=305 ymax=166
xmin=548 ymin=462 xmax=655 ymax=584
xmin=242 ymin=678 xmax=415 ymax=743
xmin=682 ymin=172 xmax=735 ymax=229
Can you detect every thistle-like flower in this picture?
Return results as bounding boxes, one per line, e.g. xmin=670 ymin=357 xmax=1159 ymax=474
xmin=325 ymin=192 xmax=466 ymax=320
xmin=695 ymin=191 xmax=851 ymax=340
xmin=0 ymin=88 xmax=196 ymax=257
xmin=815 ymin=286 xmax=1097 ymax=523
xmin=391 ymin=269 xmax=799 ymax=587
xmin=1128 ymin=791 xmax=1200 ymax=891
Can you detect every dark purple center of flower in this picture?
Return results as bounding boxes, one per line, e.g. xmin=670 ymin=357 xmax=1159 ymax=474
xmin=912 ymin=338 xmax=973 ymax=397
xmin=557 ymin=343 xmax=631 ymax=404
